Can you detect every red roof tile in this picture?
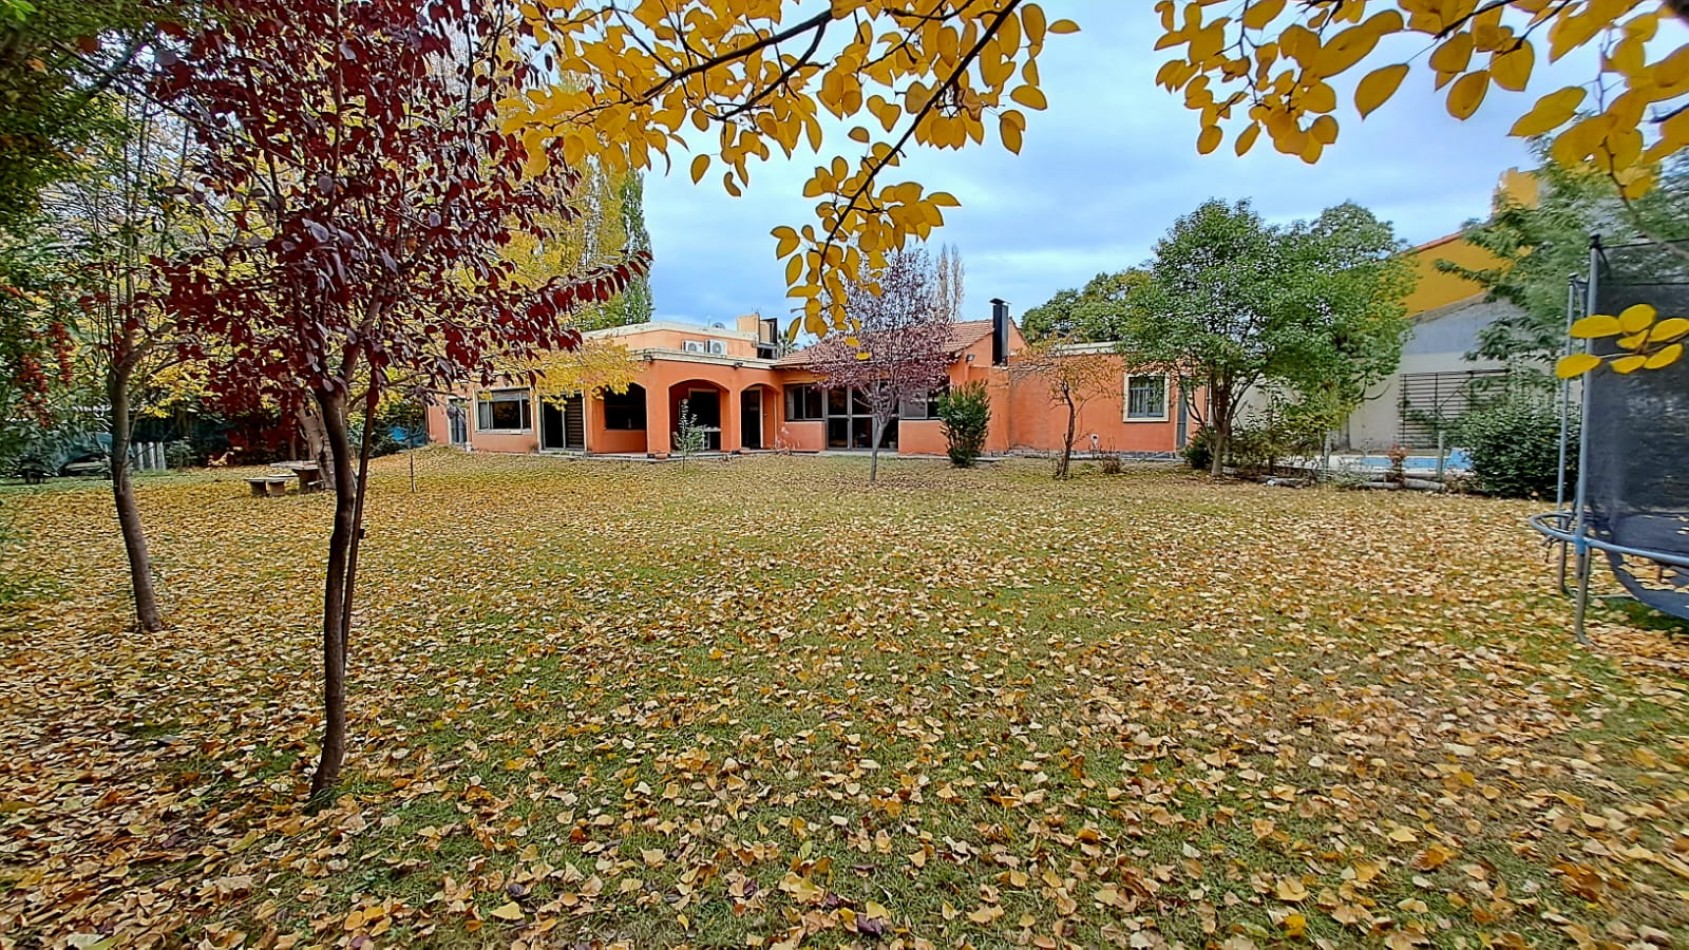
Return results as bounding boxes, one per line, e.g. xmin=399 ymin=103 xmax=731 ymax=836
xmin=774 ymin=320 xmax=993 ymax=367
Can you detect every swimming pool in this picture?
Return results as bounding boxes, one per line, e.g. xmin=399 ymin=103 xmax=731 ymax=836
xmin=1338 ymin=450 xmax=1471 ymax=473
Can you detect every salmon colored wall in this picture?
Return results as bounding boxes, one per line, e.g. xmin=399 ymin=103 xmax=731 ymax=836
xmin=585 ymin=392 xmax=648 ymax=455
xmin=899 ymin=419 xmax=948 ymax=456
xmin=632 ymin=356 xmax=787 ymax=456
xmin=425 ymin=403 xmax=449 ymax=444
xmin=935 ymin=343 xmax=1187 ymax=457
xmin=472 ymin=429 xmax=540 ymax=453
xmin=1000 ymin=356 xmax=1182 ymax=454
xmin=777 ymin=421 xmax=826 ymax=452
xmin=435 ymin=317 xmax=1197 ymax=459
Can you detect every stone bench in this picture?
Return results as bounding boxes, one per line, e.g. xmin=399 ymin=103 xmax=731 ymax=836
xmin=246 ymin=476 xmax=292 ymax=498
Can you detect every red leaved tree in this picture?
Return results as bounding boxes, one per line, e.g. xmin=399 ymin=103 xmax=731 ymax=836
xmin=154 ymin=0 xmax=643 ymax=797
xmin=807 ymin=248 xmax=952 ymax=483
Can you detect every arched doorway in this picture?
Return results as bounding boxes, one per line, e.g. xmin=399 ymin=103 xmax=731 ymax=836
xmin=669 ymin=380 xmax=728 ymax=452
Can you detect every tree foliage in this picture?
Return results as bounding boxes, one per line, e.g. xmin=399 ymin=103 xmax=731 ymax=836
xmin=40 ymin=89 xmax=200 ymax=633
xmin=1022 ymin=269 xmax=1151 ymax=343
xmin=1561 ymin=301 xmax=1689 ymax=376
xmin=933 ymin=242 xmax=966 ymax=322
xmin=1155 ymin=1 xmax=1689 ymax=201
xmin=153 ymin=0 xmax=643 ymax=797
xmin=1126 ymin=199 xmax=1413 ymax=475
xmin=0 ymin=232 xmax=76 ymax=445
xmin=521 ymin=340 xmax=642 ymax=407
xmin=493 ymin=2 xmax=1689 ymax=342
xmin=1444 ymin=155 xmax=1689 ymax=366
xmin=503 ymin=163 xmax=654 ymax=333
xmin=807 ymin=247 xmax=953 ymax=482
xmin=510 ymin=1 xmax=1078 ymax=335
xmin=0 ymin=0 xmax=183 ymax=232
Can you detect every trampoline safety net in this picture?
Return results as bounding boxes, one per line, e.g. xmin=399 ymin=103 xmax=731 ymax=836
xmin=1586 ymin=239 xmax=1689 ymax=619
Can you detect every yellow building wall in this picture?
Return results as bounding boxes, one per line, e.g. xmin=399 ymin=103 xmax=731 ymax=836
xmin=1402 ymin=236 xmax=1501 ymax=314
xmin=1400 ymin=167 xmax=1539 ymax=316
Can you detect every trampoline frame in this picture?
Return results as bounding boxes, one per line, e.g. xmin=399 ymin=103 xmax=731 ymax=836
xmin=1529 ymin=236 xmax=1689 ymax=642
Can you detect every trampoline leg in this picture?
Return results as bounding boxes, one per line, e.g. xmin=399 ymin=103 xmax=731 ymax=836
xmin=1573 ymin=547 xmax=1591 ymax=645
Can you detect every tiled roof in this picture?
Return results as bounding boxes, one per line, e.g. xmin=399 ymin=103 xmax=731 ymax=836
xmin=774 ymin=320 xmax=993 ymax=367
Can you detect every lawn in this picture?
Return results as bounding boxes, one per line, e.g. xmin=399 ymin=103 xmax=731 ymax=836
xmin=1 ymin=451 xmax=1686 ymax=949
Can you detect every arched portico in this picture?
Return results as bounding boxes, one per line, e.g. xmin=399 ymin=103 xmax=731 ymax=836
xmin=667 ymin=379 xmax=733 ymax=453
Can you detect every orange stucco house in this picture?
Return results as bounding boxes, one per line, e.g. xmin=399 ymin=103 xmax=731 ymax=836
xmin=425 ymin=301 xmax=1193 ymax=458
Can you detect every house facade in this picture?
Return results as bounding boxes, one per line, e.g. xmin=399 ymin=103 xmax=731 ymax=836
xmin=1337 ymin=169 xmax=1540 ymax=450
xmin=425 ymin=300 xmax=1193 ymax=459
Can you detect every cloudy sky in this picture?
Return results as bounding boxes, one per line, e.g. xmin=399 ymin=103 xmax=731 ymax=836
xmin=640 ymin=4 xmax=1600 ymax=328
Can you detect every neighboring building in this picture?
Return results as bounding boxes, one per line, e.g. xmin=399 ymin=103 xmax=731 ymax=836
xmin=1337 ymin=169 xmax=1540 ymax=451
xmin=426 ymin=301 xmax=1195 ymax=458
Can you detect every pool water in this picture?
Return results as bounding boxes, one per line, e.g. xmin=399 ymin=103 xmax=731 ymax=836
xmin=1344 ymin=450 xmax=1471 ymax=473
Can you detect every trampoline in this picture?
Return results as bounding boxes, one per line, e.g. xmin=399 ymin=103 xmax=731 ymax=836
xmin=1531 ymin=237 xmax=1689 ymax=642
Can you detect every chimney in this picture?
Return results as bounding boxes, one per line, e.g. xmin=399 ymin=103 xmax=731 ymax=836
xmin=991 ymin=298 xmax=1010 ymax=366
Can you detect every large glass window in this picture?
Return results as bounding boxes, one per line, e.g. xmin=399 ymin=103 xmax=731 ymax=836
xmin=477 ymin=388 xmax=532 ymax=431
xmin=785 ymin=384 xmax=824 ymax=421
xmin=604 ymin=386 xmax=646 ymax=430
xmin=823 ymin=385 xmax=896 ymax=449
xmin=1125 ymin=375 xmax=1168 ymax=421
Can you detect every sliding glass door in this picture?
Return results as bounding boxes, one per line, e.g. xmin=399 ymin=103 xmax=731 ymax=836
xmin=824 ymin=387 xmax=896 ymax=450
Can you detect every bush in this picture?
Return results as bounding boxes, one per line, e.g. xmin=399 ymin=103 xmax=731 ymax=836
xmin=1457 ymin=396 xmax=1574 ymax=499
xmin=165 ymin=440 xmax=197 ymax=469
xmin=1181 ymin=427 xmax=1214 ymax=472
xmin=936 ymin=381 xmax=990 ymax=467
xmin=1225 ymin=421 xmax=1274 ymax=474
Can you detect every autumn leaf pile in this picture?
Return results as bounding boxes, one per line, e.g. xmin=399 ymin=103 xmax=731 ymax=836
xmin=2 ymin=452 xmax=1686 ymax=948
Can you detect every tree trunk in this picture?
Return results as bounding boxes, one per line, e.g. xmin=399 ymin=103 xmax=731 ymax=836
xmin=869 ymin=416 xmax=883 ymax=483
xmin=1209 ymin=382 xmax=1229 ymax=478
xmin=109 ymin=366 xmax=162 ymax=632
xmin=308 ymin=386 xmax=356 ymax=801
xmin=1058 ymin=388 xmax=1076 ymax=480
xmin=297 ymin=398 xmax=334 ymax=483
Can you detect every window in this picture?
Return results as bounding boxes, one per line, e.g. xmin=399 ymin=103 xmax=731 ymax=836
xmin=824 ymin=385 xmax=896 ymax=449
xmin=1125 ymin=375 xmax=1168 ymax=421
xmin=477 ymin=388 xmax=532 ymax=431
xmin=603 ymin=386 xmax=646 ymax=430
xmin=786 ymin=384 xmax=823 ymax=421
xmin=900 ymin=384 xmax=947 ymax=420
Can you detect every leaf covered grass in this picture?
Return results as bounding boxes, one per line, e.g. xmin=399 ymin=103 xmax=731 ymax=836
xmin=1 ymin=450 xmax=1686 ymax=948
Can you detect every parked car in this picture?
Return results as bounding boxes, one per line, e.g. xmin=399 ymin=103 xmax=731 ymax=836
xmin=58 ymin=451 xmax=111 ymax=478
